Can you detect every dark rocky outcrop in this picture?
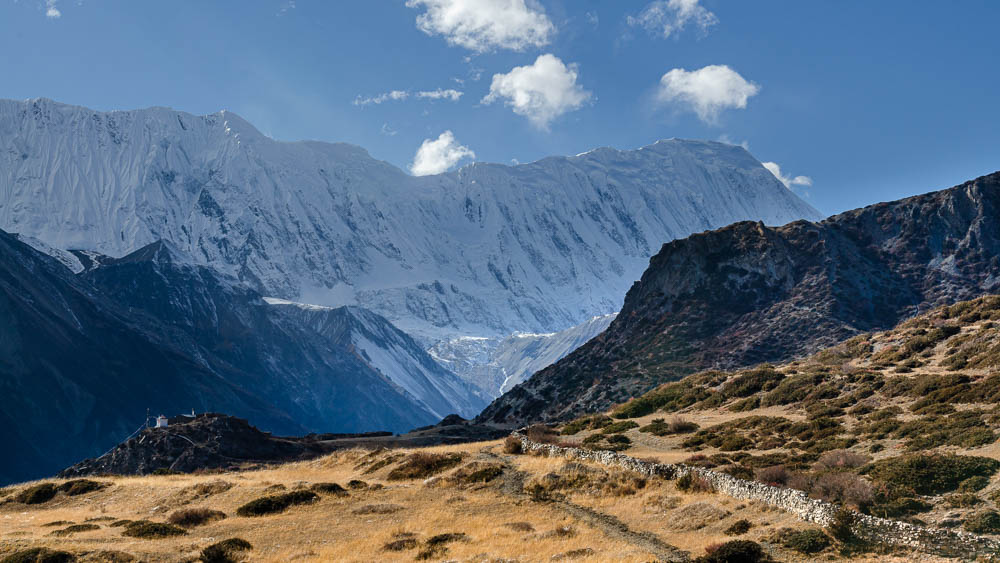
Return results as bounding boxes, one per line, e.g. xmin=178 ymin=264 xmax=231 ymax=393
xmin=479 ymin=171 xmax=1000 ymax=424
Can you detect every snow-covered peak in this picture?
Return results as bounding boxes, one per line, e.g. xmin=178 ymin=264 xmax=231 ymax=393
xmin=0 ymin=98 xmax=822 ymax=345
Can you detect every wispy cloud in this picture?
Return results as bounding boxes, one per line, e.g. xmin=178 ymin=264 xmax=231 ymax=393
xmin=277 ymin=1 xmax=296 ymax=16
xmin=45 ymin=0 xmax=61 ymax=18
xmin=627 ymin=0 xmax=717 ymax=39
xmin=762 ymin=161 xmax=813 ymax=189
xmin=353 ymin=88 xmax=463 ymax=106
xmin=381 ymin=123 xmax=398 ymax=136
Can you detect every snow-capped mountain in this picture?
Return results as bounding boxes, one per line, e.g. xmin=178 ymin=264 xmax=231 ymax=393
xmin=430 ymin=313 xmax=617 ymax=397
xmin=0 ymin=98 xmax=822 ymax=348
xmin=263 ymin=298 xmax=488 ymax=419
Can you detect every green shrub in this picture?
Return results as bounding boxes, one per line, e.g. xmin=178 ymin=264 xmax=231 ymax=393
xmin=0 ymin=548 xmax=76 ymax=563
xmin=866 ymin=454 xmax=1000 ymax=495
xmin=612 ymin=380 xmax=711 ymax=418
xmin=963 ymin=511 xmax=1000 ymax=534
xmin=560 ymin=414 xmax=612 ymax=435
xmin=383 ymin=538 xmax=418 ymax=551
xmin=867 ymin=496 xmax=933 ymax=519
xmin=235 ymin=490 xmax=318 ymax=517
xmin=200 ymin=538 xmax=253 ymax=563
xmin=387 ymin=452 xmax=463 ymax=480
xmin=641 ymin=417 xmax=699 ymax=436
xmin=958 ymin=475 xmax=990 ymax=492
xmin=121 ymin=520 xmax=187 ymax=538
xmin=782 ymin=529 xmax=831 ymax=554
xmin=14 ymin=483 xmax=57 ymax=504
xmin=944 ymin=494 xmax=982 ymax=508
xmin=600 ymin=420 xmax=639 ymax=434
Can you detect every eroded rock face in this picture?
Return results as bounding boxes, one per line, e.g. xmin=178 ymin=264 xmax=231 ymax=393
xmin=482 ymin=172 xmax=1000 ymax=424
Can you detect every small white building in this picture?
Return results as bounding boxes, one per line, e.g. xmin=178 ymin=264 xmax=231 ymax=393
xmin=155 ymin=415 xmax=169 ymax=428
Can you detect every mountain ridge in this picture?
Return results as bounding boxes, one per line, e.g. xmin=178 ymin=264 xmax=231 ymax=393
xmin=479 ymin=171 xmax=1000 ymax=425
xmin=0 ymin=97 xmax=821 ymax=346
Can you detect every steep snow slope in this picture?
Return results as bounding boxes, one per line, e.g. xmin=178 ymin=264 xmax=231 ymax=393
xmin=264 ymin=298 xmax=488 ymax=419
xmin=0 ymin=98 xmax=822 ymax=345
xmin=430 ymin=313 xmax=616 ymax=397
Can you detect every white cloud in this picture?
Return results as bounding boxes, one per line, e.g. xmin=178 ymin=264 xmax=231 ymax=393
xmin=717 ymin=134 xmax=749 ymax=150
xmin=482 ymin=54 xmax=592 ymax=129
xmin=416 ymin=88 xmax=464 ymax=101
xmin=46 ymin=0 xmax=61 ymax=18
xmin=762 ymin=162 xmax=813 ymax=189
xmin=381 ymin=123 xmax=398 ymax=136
xmin=411 ymin=131 xmax=476 ymax=176
xmin=656 ymin=65 xmax=759 ymax=124
xmin=277 ymin=1 xmax=296 ymax=16
xmin=406 ymin=0 xmax=554 ymax=52
xmin=354 ymin=88 xmax=463 ymax=106
xmin=627 ymin=0 xmax=717 ymax=39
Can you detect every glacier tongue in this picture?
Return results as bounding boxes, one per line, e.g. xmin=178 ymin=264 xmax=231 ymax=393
xmin=0 ymin=98 xmax=822 ymax=349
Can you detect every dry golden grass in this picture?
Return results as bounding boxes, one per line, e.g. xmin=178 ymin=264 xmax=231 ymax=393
xmin=0 ymin=438 xmax=963 ymax=562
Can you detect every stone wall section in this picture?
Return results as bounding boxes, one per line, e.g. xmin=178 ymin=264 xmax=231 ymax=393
xmin=512 ymin=431 xmax=1000 ymax=559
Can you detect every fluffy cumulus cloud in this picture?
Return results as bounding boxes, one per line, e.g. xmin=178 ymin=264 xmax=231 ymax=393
xmin=354 ymin=88 xmax=463 ymax=106
xmin=45 ymin=0 xmax=61 ymax=18
xmin=627 ymin=0 xmax=717 ymax=38
xmin=762 ymin=162 xmax=813 ymax=189
xmin=482 ymin=54 xmax=592 ymax=129
xmin=656 ymin=65 xmax=759 ymax=124
xmin=410 ymin=131 xmax=476 ymax=176
xmin=406 ymin=0 xmax=554 ymax=52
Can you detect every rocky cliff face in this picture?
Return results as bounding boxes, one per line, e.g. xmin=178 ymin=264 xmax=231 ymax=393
xmin=479 ymin=171 xmax=1000 ymax=424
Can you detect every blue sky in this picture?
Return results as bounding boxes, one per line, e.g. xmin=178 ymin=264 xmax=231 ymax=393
xmin=2 ymin=0 xmax=998 ymax=215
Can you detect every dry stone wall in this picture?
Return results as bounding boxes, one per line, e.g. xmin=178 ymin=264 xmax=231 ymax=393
xmin=512 ymin=431 xmax=1000 ymax=559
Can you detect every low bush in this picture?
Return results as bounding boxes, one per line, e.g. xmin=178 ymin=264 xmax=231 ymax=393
xmin=560 ymin=414 xmax=612 ymax=435
xmin=383 ymin=538 xmax=418 ymax=551
xmin=347 ymin=479 xmax=368 ymax=489
xmin=351 ymin=503 xmax=404 ymax=515
xmin=58 ymin=479 xmax=108 ymax=496
xmin=14 ymin=483 xmax=57 ymax=504
xmin=944 ymin=494 xmax=982 ymax=508
xmin=310 ymin=482 xmax=348 ymax=495
xmin=502 ymin=436 xmax=523 ymax=454
xmin=724 ymin=519 xmax=753 ymax=536
xmin=600 ymin=420 xmax=639 ymax=434
xmin=48 ymin=523 xmax=100 ymax=537
xmin=612 ymin=380 xmax=711 ymax=418
xmin=0 ymin=548 xmax=77 ymax=563
xmin=121 ymin=520 xmax=187 ymax=539
xmin=958 ymin=475 xmax=990 ymax=492
xmin=640 ymin=417 xmax=699 ymax=436
xmin=755 ymin=465 xmax=790 ymax=486
xmin=200 ymin=538 xmax=252 ymax=563
xmin=814 ymin=450 xmax=869 ymax=471
xmin=451 ymin=462 xmax=504 ymax=484
xmin=676 ymin=473 xmax=714 ymax=494
xmin=781 ymin=529 xmax=831 ymax=554
xmin=235 ymin=490 xmax=318 ymax=517
xmin=790 ymin=472 xmax=873 ymax=510
xmin=865 ymin=453 xmax=1000 ymax=495
xmin=963 ymin=510 xmax=1000 ymax=534
xmin=166 ymin=507 xmax=226 ymax=527
xmin=694 ymin=540 xmax=769 ymax=563
xmin=386 ymin=452 xmax=463 ymax=480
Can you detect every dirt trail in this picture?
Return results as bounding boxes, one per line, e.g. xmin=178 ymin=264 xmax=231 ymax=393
xmin=479 ymin=447 xmax=690 ymax=563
